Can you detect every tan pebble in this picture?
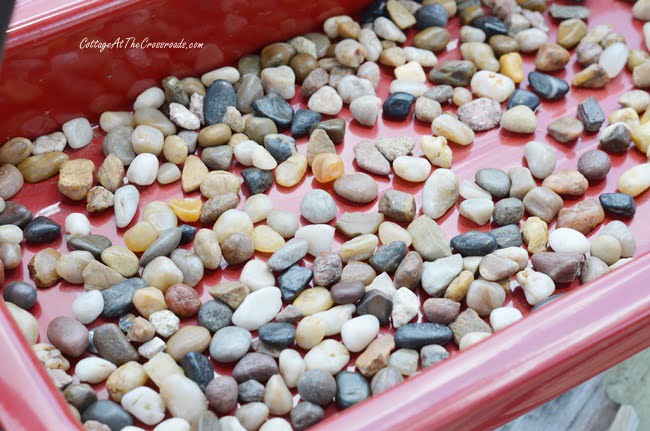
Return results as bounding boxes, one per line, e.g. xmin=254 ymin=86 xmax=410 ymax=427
xmin=522 ymin=217 xmax=548 ymax=254
xmin=106 ymin=361 xmax=147 ymax=403
xmin=181 ymin=155 xmax=208 ymax=193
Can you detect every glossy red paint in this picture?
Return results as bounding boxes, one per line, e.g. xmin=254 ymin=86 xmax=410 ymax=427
xmin=0 ymin=0 xmax=649 ymax=430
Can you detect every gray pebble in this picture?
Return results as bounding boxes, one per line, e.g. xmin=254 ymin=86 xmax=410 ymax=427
xmin=475 ymin=168 xmax=511 ymax=199
xmin=238 ymin=379 xmax=265 ymax=403
xmin=370 ymin=367 xmax=404 ymax=395
xmin=139 ymin=227 xmax=181 ymax=266
xmin=232 ymin=352 xmax=278 ymax=383
xmin=198 ymin=300 xmax=233 ymax=333
xmin=170 ymin=249 xmax=204 ymax=287
xmin=300 ymin=189 xmax=337 ymax=224
xmin=291 ymin=402 xmax=325 ymax=431
xmin=420 ymin=344 xmax=450 ymax=369
xmin=103 ymin=126 xmax=136 ymax=166
xmin=492 ymin=198 xmax=525 ymax=226
xmin=201 ymin=146 xmax=233 ymax=170
xmin=297 ymin=370 xmax=337 ymax=406
xmin=209 ymin=326 xmax=252 ymax=363
xmin=489 ymin=224 xmax=522 ymax=248
xmin=267 ymin=238 xmax=309 ymax=272
xmin=424 ymin=85 xmax=453 ymax=103
xmin=577 ymin=149 xmax=611 ymax=181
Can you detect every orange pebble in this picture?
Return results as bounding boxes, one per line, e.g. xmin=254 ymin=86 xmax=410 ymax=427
xmin=168 ymin=198 xmax=202 ymax=222
xmin=312 ymin=153 xmax=345 ymax=183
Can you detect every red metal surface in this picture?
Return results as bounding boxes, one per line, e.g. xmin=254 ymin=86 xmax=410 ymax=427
xmin=0 ymin=0 xmax=649 ymax=430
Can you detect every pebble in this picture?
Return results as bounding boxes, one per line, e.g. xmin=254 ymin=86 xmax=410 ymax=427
xmin=291 ymin=402 xmax=325 ymax=431
xmin=210 ymin=326 xmax=252 ymax=363
xmin=3 ymin=281 xmax=37 ymax=310
xmin=459 ymin=98 xmax=503 ymax=133
xmin=516 ymin=268 xmax=555 ymax=305
xmin=204 ymin=80 xmax=237 ymax=125
xmin=335 ymin=371 xmax=370 ymax=409
xmin=523 ymin=186 xmax=564 ymax=223
xmin=599 ymin=193 xmax=636 ymax=218
xmin=394 ymin=322 xmax=453 ymax=349
xmin=81 ymin=400 xmax=133 ymax=431
xmin=431 ymin=113 xmax=475 ymax=145
xmin=501 ymin=105 xmax=537 ymax=134
xmin=0 ymin=164 xmax=23 ymax=200
xmin=577 ymin=149 xmax=611 ymax=181
xmin=460 ymin=42 xmax=499 ymax=71
xmin=19 ymin=151 xmax=69 ymax=183
xmin=374 ymin=16 xmax=406 ymax=42
xmin=459 ymin=199 xmax=494 ymax=226
xmin=33 ymin=131 xmax=66 ymax=155
xmin=528 ymin=71 xmax=570 ymax=100
xmin=619 ymin=163 xmax=650 ymax=197
xmin=297 ymin=370 xmax=337 ymax=407
xmin=419 ymin=254 xmax=462 ymax=297
xmin=470 ymin=70 xmax=515 ymax=103
xmin=542 ymin=169 xmax=588 ymax=196
xmin=524 ymin=141 xmax=557 ymax=179
xmin=600 ymin=122 xmax=632 ymax=153
xmin=475 ymin=168 xmax=511 ymax=199
xmin=388 ymin=348 xmax=419 ymax=376
xmin=120 ymin=386 xmax=165 ymax=426
xmin=350 ymin=95 xmax=383 ymax=126
xmin=556 ymin=199 xmax=605 ymax=235
xmin=600 ymin=221 xmax=636 ymax=258
xmin=493 ymin=198 xmax=525 ymax=226
xmin=29 ymin=248 xmax=61 ymax=288
xmin=94 ymin=323 xmax=140 ymax=366
xmin=24 ymin=216 xmax=60 ymax=243
xmin=353 ymin=140 xmax=391 ymax=175
xmin=6 ymin=302 xmax=38 ymax=344
xmin=450 ymin=231 xmax=498 ymax=257
xmin=148 ymin=310 xmax=180 ymax=338
xmin=581 ymin=256 xmax=610 ymax=284
xmin=371 ymin=366 xmax=404 ymax=395
xmin=354 ymin=333 xmax=395 ymax=377
xmin=531 ymin=252 xmax=584 ymax=283
xmin=47 ymin=316 xmax=89 ymax=358
xmin=232 ymin=287 xmax=282 ymax=330
xmin=547 ymin=228 xmax=590 ymax=255
xmin=308 ymin=86 xmax=343 ymax=115
xmin=383 ymin=92 xmax=415 ymax=120
xmin=577 ymin=96 xmax=605 ymax=133
xmin=160 ymin=374 xmax=208 ymax=424
xmin=573 ymin=64 xmax=610 ymax=89
xmin=0 ymin=137 xmax=33 ymax=165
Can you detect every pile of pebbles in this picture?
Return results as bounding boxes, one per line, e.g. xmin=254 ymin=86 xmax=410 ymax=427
xmin=0 ymin=0 xmax=649 ymax=430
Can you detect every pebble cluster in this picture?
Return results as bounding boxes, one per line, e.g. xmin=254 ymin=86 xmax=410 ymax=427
xmin=1 ymin=0 xmax=649 ymax=430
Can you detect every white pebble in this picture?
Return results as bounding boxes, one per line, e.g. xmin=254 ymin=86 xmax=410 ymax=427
xmin=470 ymin=70 xmax=515 ymax=103
xmin=267 ymin=210 xmax=300 ymax=239
xmin=157 ymin=163 xmax=181 ymax=184
xmin=159 ymin=374 xmax=207 ymax=424
xmin=341 ymin=315 xmax=380 ymax=352
xmin=240 ymin=259 xmax=275 ymax=292
xmin=260 ymin=418 xmax=293 ymax=431
xmin=244 ymin=194 xmax=273 ymax=223
xmin=524 ymin=141 xmax=557 ymax=179
xmin=261 ymin=66 xmax=296 ymax=100
xmin=308 ymin=86 xmax=343 ymax=115
xmin=251 ymin=146 xmax=278 ymax=170
xmin=350 ymin=95 xmax=382 ymax=126
xmin=153 ymin=419 xmax=190 ymax=431
xmin=132 ymin=125 xmax=164 ymax=155
xmin=72 ymin=290 xmax=104 ymax=324
xmin=134 ymin=87 xmax=165 ymax=110
xmin=0 ymin=225 xmax=23 ymax=243
xmin=114 ymin=185 xmax=140 ymax=228
xmin=65 ymin=213 xmax=91 ymax=236
xmin=121 ymin=386 xmax=166 ymax=426
xmin=388 ymin=349 xmax=419 ymax=375
xmin=394 ymin=61 xmax=426 ymax=82
xmin=459 ymin=198 xmax=495 ymax=225
xmin=393 ymin=156 xmax=431 ymax=182
xmin=304 ymin=339 xmax=350 ymax=374
xmin=599 ymin=42 xmax=629 ymax=79
xmin=149 ymin=310 xmax=180 ymax=338
xmin=202 ymin=66 xmax=240 ymax=86
xmin=232 ymin=286 xmax=282 ymax=330
xmin=138 ymin=337 xmax=166 ymax=359
xmin=422 ymin=168 xmax=459 ymax=219
xmin=279 ymin=349 xmax=305 ymax=388
xmin=391 ymin=287 xmax=419 ymax=328
xmin=403 ymin=47 xmax=437 ymax=67
xmin=62 ymin=118 xmax=93 ymax=149
xmin=323 ymin=15 xmax=353 ymax=38
xmin=359 ymin=29 xmax=383 ymax=62
xmin=373 ymin=17 xmax=406 ymax=42
xmin=489 ymin=307 xmax=523 ymax=331
xmin=337 ymin=76 xmax=375 ymax=104
xmin=57 ymin=250 xmax=94 ymax=284
xmin=127 ymin=153 xmax=159 ymax=186
xmin=75 ymin=357 xmax=117 ymax=384
xmin=459 ymin=180 xmax=492 ymax=200
xmin=548 ymin=228 xmax=590 ymax=254
xmin=389 ymin=79 xmax=429 ymax=97
xmin=515 ymin=28 xmax=548 ymax=52
xmin=459 ymin=332 xmax=491 ymax=350
xmin=312 ymin=304 xmax=356 ymax=336
xmin=233 ymin=140 xmax=261 ymax=166
xmin=516 ymin=268 xmax=555 ymax=306
xmin=294 ymin=224 xmax=335 ymax=257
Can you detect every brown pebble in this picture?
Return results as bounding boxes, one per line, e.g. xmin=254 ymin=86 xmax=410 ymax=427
xmin=535 ymin=42 xmax=571 ymax=72
xmin=200 ymin=192 xmax=239 ymax=224
xmin=221 ymin=233 xmax=255 ymax=265
xmin=340 ymin=260 xmax=377 ymax=286
xmin=165 ymin=284 xmax=202 ymax=317
xmin=261 ymin=43 xmax=296 ymax=68
xmin=577 ymin=149 xmax=611 ymax=181
xmin=355 ymin=334 xmax=395 ymax=377
xmin=58 ymin=159 xmax=96 ymax=201
xmin=531 ymin=252 xmax=585 ymax=283
xmin=93 ymin=323 xmax=140 ymax=366
xmin=47 ymin=316 xmax=89 ymax=358
xmin=541 ymin=169 xmax=588 ymax=196
xmin=206 ymin=375 xmax=239 ymax=414
xmin=126 ymin=317 xmax=156 ymax=343
xmin=208 ymin=281 xmax=249 ymax=310
xmin=423 ymin=298 xmax=460 ymax=325
xmin=165 ymin=325 xmax=211 ymax=362
xmin=96 ymin=153 xmax=124 ymax=193
xmin=378 ymin=190 xmax=416 ymax=222
xmin=330 ymin=281 xmax=365 ymax=304
xmin=547 ymin=117 xmax=584 ymax=143
xmin=556 ymin=199 xmax=605 ymax=235
xmin=393 ymin=251 xmax=423 ymax=290
xmin=302 ymin=68 xmax=329 ymax=97
xmin=0 ymin=137 xmax=33 ymax=165
xmin=290 ymin=53 xmax=319 ymax=82
xmin=28 ymin=248 xmax=61 ymax=288
xmin=18 ymin=152 xmax=69 ymax=183
xmin=312 ymin=252 xmax=342 ymax=287
xmin=0 ymin=164 xmax=24 ymax=199
xmin=448 ymin=308 xmax=493 ymax=345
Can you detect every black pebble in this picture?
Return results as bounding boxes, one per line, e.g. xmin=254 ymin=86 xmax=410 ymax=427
xmin=369 ymin=241 xmax=408 ymax=273
xmin=415 ymin=4 xmax=448 ymax=29
xmin=251 ymin=93 xmax=294 ymax=129
xmin=180 ymin=352 xmax=214 ymax=392
xmin=471 ymin=16 xmax=508 ymax=39
xmin=599 ymin=193 xmax=636 ymax=218
xmin=528 ymin=71 xmax=570 ymax=100
xmin=23 ymin=216 xmax=60 ymax=243
xmin=356 ymin=290 xmax=393 ymax=326
xmin=3 ymin=281 xmax=37 ymax=310
xmin=278 ymin=264 xmax=313 ymax=302
xmin=258 ymin=322 xmax=296 ymax=348
xmin=204 ymin=80 xmax=237 ymax=125
xmin=179 ymin=224 xmax=197 ymax=245
xmin=507 ymin=89 xmax=541 ymax=111
xmin=361 ymin=0 xmax=388 ymax=24
xmin=394 ymin=323 xmax=453 ymax=349
xmin=264 ymin=134 xmax=296 ymax=163
xmin=0 ymin=201 xmax=32 ymax=228
xmin=291 ymin=109 xmax=322 ymax=137
xmin=577 ymin=96 xmax=605 ymax=133
xmin=101 ymin=278 xmax=146 ymax=318
xmin=241 ymin=168 xmax=274 ymax=195
xmin=383 ymin=92 xmax=415 ymax=121
xmin=451 ymin=231 xmax=498 ymax=256
xmin=197 ymin=299 xmax=233 ymax=333
xmin=336 ymin=371 xmax=371 ymax=409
